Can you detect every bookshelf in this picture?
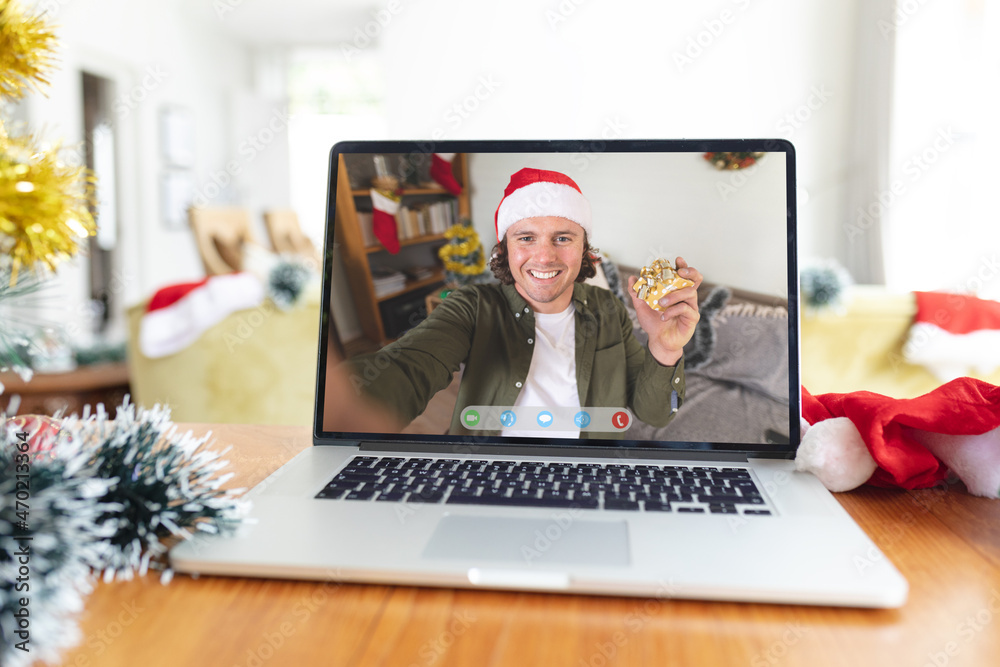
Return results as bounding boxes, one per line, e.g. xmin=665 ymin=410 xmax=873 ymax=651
xmin=334 ymin=153 xmax=471 ymax=345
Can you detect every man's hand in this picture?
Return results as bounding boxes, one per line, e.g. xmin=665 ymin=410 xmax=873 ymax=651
xmin=627 ymin=257 xmax=703 ymax=366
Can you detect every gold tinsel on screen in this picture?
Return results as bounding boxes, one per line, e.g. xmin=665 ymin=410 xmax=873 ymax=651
xmin=0 ymin=128 xmax=97 ymax=285
xmin=0 ymin=0 xmax=59 ymax=100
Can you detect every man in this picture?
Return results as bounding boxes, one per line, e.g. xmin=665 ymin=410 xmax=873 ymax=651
xmin=346 ymin=167 xmax=702 ymax=438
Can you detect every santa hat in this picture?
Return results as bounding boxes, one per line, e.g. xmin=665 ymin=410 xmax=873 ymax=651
xmin=903 ymin=291 xmax=1000 ymax=381
xmin=798 ymin=378 xmax=1000 ymax=497
xmin=140 ymin=273 xmax=265 ymax=358
xmin=494 ymin=168 xmax=592 ymax=242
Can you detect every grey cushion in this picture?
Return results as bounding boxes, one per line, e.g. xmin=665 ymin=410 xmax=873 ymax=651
xmin=619 ymin=268 xmax=790 ymax=444
xmin=695 ymin=303 xmax=790 ymax=404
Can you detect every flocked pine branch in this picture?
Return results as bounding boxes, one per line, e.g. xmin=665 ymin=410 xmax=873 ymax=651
xmin=0 ymin=418 xmax=117 ymax=667
xmin=62 ymin=399 xmax=250 ymax=582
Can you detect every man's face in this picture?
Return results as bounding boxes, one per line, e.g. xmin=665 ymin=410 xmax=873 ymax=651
xmin=505 ymin=216 xmax=585 ymax=314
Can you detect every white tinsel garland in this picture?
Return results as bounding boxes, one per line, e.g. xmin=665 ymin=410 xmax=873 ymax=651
xmin=0 ymin=400 xmax=249 ymax=665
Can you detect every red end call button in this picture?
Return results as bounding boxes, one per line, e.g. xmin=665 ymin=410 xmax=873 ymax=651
xmin=611 ymin=411 xmax=631 ymax=430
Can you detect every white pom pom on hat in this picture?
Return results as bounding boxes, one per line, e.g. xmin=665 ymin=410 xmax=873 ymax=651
xmin=494 ymin=168 xmax=592 ymax=242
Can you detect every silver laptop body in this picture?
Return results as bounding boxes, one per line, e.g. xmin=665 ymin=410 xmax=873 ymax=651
xmin=171 ymin=139 xmax=907 ymax=608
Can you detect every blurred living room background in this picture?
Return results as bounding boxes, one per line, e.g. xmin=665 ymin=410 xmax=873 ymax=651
xmin=2 ymin=0 xmax=998 ymax=425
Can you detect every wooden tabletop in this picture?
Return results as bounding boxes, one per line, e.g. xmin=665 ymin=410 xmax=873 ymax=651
xmin=57 ymin=424 xmax=1000 ymax=667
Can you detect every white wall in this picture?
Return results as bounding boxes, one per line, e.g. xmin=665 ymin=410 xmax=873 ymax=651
xmin=468 ymin=151 xmax=788 ymax=297
xmin=379 ymin=0 xmax=860 ymax=275
xmin=22 ymin=0 xmax=254 ymax=334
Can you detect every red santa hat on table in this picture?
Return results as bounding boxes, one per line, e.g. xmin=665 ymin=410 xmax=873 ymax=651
xmin=494 ymin=168 xmax=592 ymax=242
xmin=796 ymin=378 xmax=1000 ymax=498
xmin=140 ymin=273 xmax=264 ymax=358
xmin=903 ymin=291 xmax=1000 ymax=381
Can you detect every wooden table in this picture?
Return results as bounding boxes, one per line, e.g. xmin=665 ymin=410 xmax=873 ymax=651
xmin=57 ymin=424 xmax=1000 ymax=667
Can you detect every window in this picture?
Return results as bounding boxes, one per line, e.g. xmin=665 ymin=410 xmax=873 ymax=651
xmin=885 ymin=0 xmax=1000 ymax=298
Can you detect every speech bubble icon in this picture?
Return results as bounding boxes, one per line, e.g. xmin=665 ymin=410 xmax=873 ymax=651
xmin=537 ymin=411 xmax=553 ymax=427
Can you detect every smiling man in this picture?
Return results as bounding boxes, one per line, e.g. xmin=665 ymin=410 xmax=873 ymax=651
xmin=346 ymin=167 xmax=701 ymax=439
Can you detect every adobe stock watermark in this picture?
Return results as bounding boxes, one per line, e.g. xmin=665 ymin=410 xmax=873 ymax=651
xmin=113 ymin=65 xmax=168 ymax=120
xmin=191 ymin=107 xmax=291 ymax=207
xmin=776 ymin=85 xmax=832 ymax=140
xmin=407 ymin=609 xmax=477 ymax=667
xmin=213 ymin=0 xmax=245 ymax=19
xmin=224 ymin=300 xmax=280 ymax=353
xmin=341 ymin=0 xmax=405 ymax=61
xmin=236 ymin=571 xmax=344 ymax=667
xmin=83 ymin=600 xmax=144 ymax=661
xmin=521 ymin=508 xmax=583 ymax=563
xmin=850 ymin=474 xmax=962 ymax=571
xmin=877 ymin=0 xmax=932 ymax=40
xmin=545 ymin=0 xmax=590 ymax=30
xmin=725 ymin=467 xmax=787 ymax=535
xmin=673 ymin=0 xmax=755 ymax=73
xmin=433 ymin=75 xmax=502 ymax=138
xmin=843 ymin=126 xmax=958 ymax=243
xmin=715 ymin=84 xmax=830 ymax=202
xmin=922 ymin=589 xmax=1000 ymax=667
xmin=750 ymin=623 xmax=810 ymax=667
xmin=568 ymin=116 xmax=630 ymax=173
xmin=476 ymin=116 xmax=628 ymax=226
xmin=35 ymin=0 xmax=74 ymax=17
xmin=713 ymin=140 xmax=790 ymax=203
xmin=577 ymin=579 xmax=678 ymax=667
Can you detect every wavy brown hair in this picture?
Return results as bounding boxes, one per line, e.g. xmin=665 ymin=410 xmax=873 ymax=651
xmin=489 ymin=234 xmax=599 ymax=286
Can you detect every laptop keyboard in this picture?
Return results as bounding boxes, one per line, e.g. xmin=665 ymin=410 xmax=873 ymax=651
xmin=315 ymin=456 xmax=771 ymax=515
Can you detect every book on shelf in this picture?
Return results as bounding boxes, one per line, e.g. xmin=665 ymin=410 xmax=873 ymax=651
xmin=395 ymin=200 xmax=457 ymax=240
xmin=358 ymin=196 xmax=459 ymax=250
xmin=357 ymin=212 xmax=376 ymax=247
xmin=403 ymin=265 xmax=436 ymax=281
xmin=371 ymin=268 xmax=407 ymax=298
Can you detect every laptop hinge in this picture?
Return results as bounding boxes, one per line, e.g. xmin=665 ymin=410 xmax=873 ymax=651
xmin=357 ymin=440 xmax=754 ymax=462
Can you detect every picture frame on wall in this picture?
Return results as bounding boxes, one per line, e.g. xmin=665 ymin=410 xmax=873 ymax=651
xmin=161 ymin=170 xmax=195 ymax=230
xmin=159 ymin=106 xmax=195 ymax=168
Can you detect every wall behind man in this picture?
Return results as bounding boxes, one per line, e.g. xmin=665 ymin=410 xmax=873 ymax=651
xmin=468 ymin=151 xmax=788 ymax=297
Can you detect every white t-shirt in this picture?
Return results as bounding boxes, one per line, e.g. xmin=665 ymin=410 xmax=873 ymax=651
xmin=501 ymin=304 xmax=581 ymax=438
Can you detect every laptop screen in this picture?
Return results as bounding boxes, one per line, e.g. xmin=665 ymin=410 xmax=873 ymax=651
xmin=315 ymin=140 xmax=798 ymax=456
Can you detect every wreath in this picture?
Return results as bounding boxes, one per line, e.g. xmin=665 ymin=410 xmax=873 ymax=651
xmin=703 ymin=152 xmax=765 ymax=170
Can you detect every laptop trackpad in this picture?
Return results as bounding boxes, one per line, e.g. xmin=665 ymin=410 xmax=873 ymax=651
xmin=422 ymin=515 xmax=630 ymax=566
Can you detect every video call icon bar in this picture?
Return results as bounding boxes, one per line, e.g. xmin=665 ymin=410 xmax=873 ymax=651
xmin=460 ymin=406 xmax=634 ymax=432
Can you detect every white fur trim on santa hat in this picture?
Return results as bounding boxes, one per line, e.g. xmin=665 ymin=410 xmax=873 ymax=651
xmin=795 ymin=417 xmax=877 ymax=492
xmin=903 ymin=321 xmax=1000 ymax=382
xmin=140 ymin=273 xmax=265 ymax=359
xmin=496 ymin=180 xmax=592 ymax=242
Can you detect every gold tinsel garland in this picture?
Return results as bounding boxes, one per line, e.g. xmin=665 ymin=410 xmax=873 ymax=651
xmin=0 ymin=0 xmax=59 ymax=101
xmin=0 ymin=129 xmax=97 ymax=284
xmin=0 ymin=0 xmax=94 ymax=285
xmin=438 ymin=223 xmax=486 ymax=276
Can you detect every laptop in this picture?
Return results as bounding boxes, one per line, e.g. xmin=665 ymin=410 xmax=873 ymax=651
xmin=170 ymin=139 xmax=908 ymax=607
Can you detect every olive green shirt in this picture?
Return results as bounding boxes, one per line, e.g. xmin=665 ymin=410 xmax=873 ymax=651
xmin=347 ymin=282 xmax=685 ymax=438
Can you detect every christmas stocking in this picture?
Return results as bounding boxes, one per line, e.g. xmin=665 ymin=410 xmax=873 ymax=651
xmin=430 ymin=153 xmax=462 ymax=195
xmin=370 ymin=188 xmax=401 ymax=254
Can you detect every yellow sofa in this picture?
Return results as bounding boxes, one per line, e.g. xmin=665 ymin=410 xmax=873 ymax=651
xmin=800 ymin=286 xmax=1000 ymax=398
xmin=126 ymin=297 xmax=320 ymax=425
